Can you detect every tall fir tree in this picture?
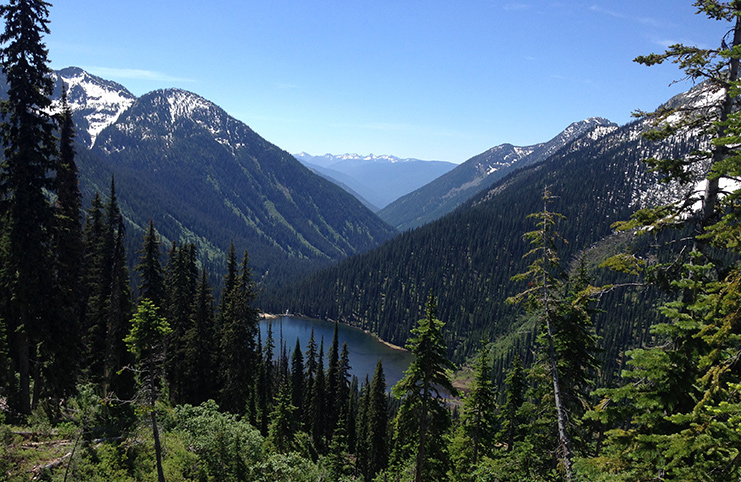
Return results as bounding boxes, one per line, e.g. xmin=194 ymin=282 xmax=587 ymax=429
xmin=80 ymin=179 xmax=134 ymax=401
xmin=102 ymin=182 xmax=134 ymax=400
xmin=0 ymin=0 xmax=59 ymax=414
xmin=507 ymin=188 xmax=599 ymax=480
xmin=81 ymin=192 xmax=107 ymax=383
xmin=218 ymin=249 xmax=260 ymax=414
xmin=459 ymin=346 xmax=497 ymax=467
xmin=267 ymin=380 xmax=298 ymax=454
xmin=356 ymin=375 xmax=371 ymax=479
xmin=391 ymin=294 xmax=457 ymax=482
xmin=325 ymin=321 xmax=341 ymax=438
xmin=218 ymin=241 xmax=238 ymax=315
xmin=366 ymin=358 xmax=389 ymax=480
xmin=336 ymin=342 xmax=352 ymax=421
xmin=499 ymin=355 xmax=526 ymax=453
xmin=309 ymin=338 xmax=327 ymax=452
xmin=303 ymin=326 xmax=318 ymax=428
xmin=47 ymin=86 xmax=83 ymax=403
xmin=124 ymin=299 xmax=171 ymax=482
xmin=181 ymin=267 xmax=217 ymax=405
xmin=326 ymin=414 xmax=353 ymax=479
xmin=258 ymin=321 xmax=276 ymax=435
xmin=164 ymin=242 xmax=197 ymax=404
xmin=0 ymin=314 xmax=8 ymax=398
xmin=347 ymin=374 xmax=360 ymax=460
xmin=290 ymin=337 xmax=304 ymax=426
xmin=135 ymin=220 xmax=165 ymax=308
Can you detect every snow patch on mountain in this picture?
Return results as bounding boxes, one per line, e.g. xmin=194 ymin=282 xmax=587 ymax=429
xmin=625 ymin=81 xmax=726 ymax=214
xmin=295 ymin=152 xmax=441 ymax=168
xmin=164 ymin=89 xmax=216 ymax=124
xmin=52 ymin=67 xmax=136 ymax=147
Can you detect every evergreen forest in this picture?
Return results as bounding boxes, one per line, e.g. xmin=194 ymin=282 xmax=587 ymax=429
xmin=3 ymin=1 xmax=741 ymax=481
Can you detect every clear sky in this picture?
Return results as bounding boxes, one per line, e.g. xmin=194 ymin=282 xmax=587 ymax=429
xmin=45 ymin=1 xmax=729 ymax=163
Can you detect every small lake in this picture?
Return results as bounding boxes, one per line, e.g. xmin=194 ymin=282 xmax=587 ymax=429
xmin=259 ymin=316 xmax=413 ymax=389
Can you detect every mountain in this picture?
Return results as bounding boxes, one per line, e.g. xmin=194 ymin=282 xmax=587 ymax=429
xmin=51 ymin=67 xmax=137 ymax=148
xmin=293 ymin=152 xmax=457 ymax=210
xmin=378 ymin=117 xmax=617 ymax=231
xmin=262 ymin=99 xmax=699 ymax=380
xmin=48 ymin=68 xmax=397 ymax=286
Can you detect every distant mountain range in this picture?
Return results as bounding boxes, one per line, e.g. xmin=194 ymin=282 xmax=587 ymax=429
xmin=45 ymin=67 xmax=397 ymax=286
xmin=378 ymin=117 xmax=617 ymax=231
xmin=293 ymin=152 xmax=456 ymax=211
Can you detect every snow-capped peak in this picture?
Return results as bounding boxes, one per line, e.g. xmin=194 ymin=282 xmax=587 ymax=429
xmin=297 ymin=152 xmax=433 ymax=166
xmin=52 ymin=67 xmax=137 ymax=147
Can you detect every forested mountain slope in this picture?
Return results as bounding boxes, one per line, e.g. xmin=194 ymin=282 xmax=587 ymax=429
xmin=46 ymin=68 xmax=397 ymax=286
xmin=262 ymin=105 xmax=699 ymax=376
xmin=378 ymin=117 xmax=616 ymax=231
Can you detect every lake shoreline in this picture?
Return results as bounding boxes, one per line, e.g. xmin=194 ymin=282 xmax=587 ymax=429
xmin=260 ymin=312 xmax=408 ymax=352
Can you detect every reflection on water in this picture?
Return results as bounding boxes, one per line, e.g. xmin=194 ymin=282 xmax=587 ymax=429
xmin=259 ymin=316 xmax=413 ymax=389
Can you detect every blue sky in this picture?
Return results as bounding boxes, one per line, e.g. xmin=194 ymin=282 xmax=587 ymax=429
xmin=46 ymin=1 xmax=729 ymax=163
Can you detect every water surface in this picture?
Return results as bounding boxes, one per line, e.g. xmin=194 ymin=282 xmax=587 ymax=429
xmin=259 ymin=316 xmax=413 ymax=389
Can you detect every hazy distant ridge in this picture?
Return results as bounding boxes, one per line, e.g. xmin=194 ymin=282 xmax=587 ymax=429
xmin=294 ymin=152 xmax=457 ymax=210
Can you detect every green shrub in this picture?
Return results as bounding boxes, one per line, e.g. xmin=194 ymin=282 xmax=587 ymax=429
xmin=173 ymin=400 xmax=264 ymax=480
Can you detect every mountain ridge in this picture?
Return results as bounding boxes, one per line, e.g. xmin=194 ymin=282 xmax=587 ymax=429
xmin=378 ymin=117 xmax=617 ymax=230
xmin=51 ymin=66 xmax=136 ymax=148
xmin=47 ymin=68 xmax=397 ymax=286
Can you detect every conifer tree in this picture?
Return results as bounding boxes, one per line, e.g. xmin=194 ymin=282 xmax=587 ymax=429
xmin=356 ymin=375 xmax=371 ymax=478
xmin=164 ymin=242 xmax=197 ymax=404
xmin=392 ymin=294 xmax=457 ymax=482
xmin=278 ymin=339 xmax=289 ymax=388
xmin=325 ymin=321 xmax=341 ymax=437
xmin=267 ymin=380 xmax=298 ymax=454
xmin=290 ymin=337 xmax=304 ymax=425
xmin=124 ymin=299 xmax=171 ymax=482
xmin=460 ymin=346 xmax=497 ymax=466
xmin=181 ymin=267 xmax=217 ymax=405
xmin=303 ymin=327 xmax=318 ymax=427
xmin=309 ymin=338 xmax=327 ymax=452
xmin=347 ymin=374 xmax=360 ymax=453
xmin=46 ymin=87 xmax=83 ymax=403
xmin=499 ymin=355 xmax=526 ymax=452
xmin=81 ymin=192 xmax=106 ymax=381
xmin=305 ymin=327 xmax=318 ymax=383
xmin=366 ymin=358 xmax=389 ymax=480
xmin=82 ymin=179 xmax=135 ymax=400
xmin=0 ymin=316 xmax=8 ymax=397
xmin=218 ymin=241 xmax=238 ymax=315
xmin=218 ymin=250 xmax=260 ymax=414
xmin=326 ymin=414 xmax=353 ymax=479
xmin=135 ymin=220 xmax=165 ymax=308
xmin=616 ymin=1 xmax=741 ymax=258
xmin=555 ymin=257 xmax=600 ymax=429
xmin=0 ymin=0 xmax=59 ymax=414
xmin=507 ymin=188 xmax=599 ymax=480
xmin=258 ymin=321 xmax=276 ymax=435
xmin=337 ymin=342 xmax=352 ymax=420
xmin=103 ymin=189 xmax=134 ymax=400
